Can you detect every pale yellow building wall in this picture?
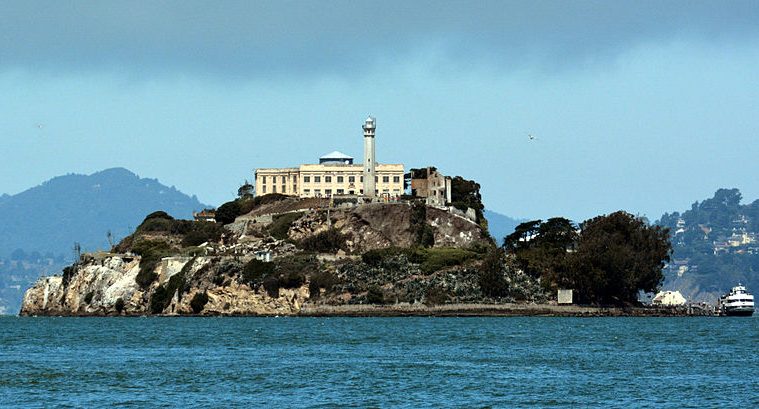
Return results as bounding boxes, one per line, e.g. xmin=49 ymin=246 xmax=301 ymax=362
xmin=255 ymin=168 xmax=299 ymax=196
xmin=255 ymin=163 xmax=404 ymax=198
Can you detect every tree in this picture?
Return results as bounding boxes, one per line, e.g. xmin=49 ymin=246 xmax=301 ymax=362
xmin=567 ymin=211 xmax=671 ymax=305
xmin=238 ymin=181 xmax=255 ymax=198
xmin=215 ymin=200 xmax=242 ymax=225
xmin=503 ymin=218 xmax=577 ymax=287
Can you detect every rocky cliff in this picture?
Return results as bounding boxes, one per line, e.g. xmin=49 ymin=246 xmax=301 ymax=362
xmin=21 ymin=198 xmax=537 ymax=316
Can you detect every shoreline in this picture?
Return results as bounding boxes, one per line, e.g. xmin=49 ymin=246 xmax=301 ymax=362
xmin=17 ymin=302 xmax=717 ymax=317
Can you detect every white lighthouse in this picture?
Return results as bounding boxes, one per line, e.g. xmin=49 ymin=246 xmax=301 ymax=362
xmin=362 ymin=116 xmax=376 ymax=198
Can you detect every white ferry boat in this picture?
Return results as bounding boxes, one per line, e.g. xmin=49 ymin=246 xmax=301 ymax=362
xmin=719 ymin=284 xmax=754 ymax=317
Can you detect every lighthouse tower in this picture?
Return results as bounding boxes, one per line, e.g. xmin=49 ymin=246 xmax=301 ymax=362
xmin=362 ymin=116 xmax=376 ymax=199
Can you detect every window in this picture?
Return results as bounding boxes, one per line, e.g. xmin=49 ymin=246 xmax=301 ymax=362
xmin=304 ymin=176 xmax=310 ymax=183
xmin=325 ymin=176 xmax=332 ymax=183
xmin=281 ymin=176 xmax=286 ymax=184
xmin=393 ymin=176 xmax=400 ymax=183
xmin=383 ymin=176 xmax=389 ymax=183
xmin=272 ymin=185 xmax=277 ymax=193
xmin=375 ymin=176 xmax=378 ymax=183
xmin=337 ymin=189 xmax=344 ymax=194
xmin=360 ymin=176 xmax=364 ymax=183
xmin=281 ymin=186 xmax=285 ymax=193
xmin=337 ymin=176 xmax=344 ymax=183
xmin=315 ymin=189 xmax=321 ymax=196
xmin=349 ymin=190 xmax=355 ymax=195
xmin=262 ymin=176 xmax=267 ymax=183
xmin=325 ymin=189 xmax=332 ymax=196
xmin=315 ymin=176 xmax=321 ymax=183
xmin=262 ymin=186 xmax=267 ymax=193
xmin=304 ymin=189 xmax=310 ymax=195
xmin=348 ymin=176 xmax=355 ymax=183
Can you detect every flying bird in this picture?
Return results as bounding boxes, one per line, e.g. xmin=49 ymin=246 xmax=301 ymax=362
xmin=528 ymin=133 xmax=536 ymax=141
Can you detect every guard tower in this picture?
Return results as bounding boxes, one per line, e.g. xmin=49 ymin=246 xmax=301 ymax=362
xmin=362 ymin=116 xmax=376 ymax=198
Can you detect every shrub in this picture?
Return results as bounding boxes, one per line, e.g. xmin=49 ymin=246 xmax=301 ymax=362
xmin=144 ymin=211 xmax=174 ymax=221
xmin=62 ymin=265 xmax=77 ymax=287
xmin=84 ymin=291 xmax=94 ymax=304
xmin=114 ymin=298 xmax=125 ymax=313
xmin=242 ymin=259 xmax=275 ymax=286
xmin=181 ymin=222 xmax=225 ymax=246
xmin=366 ymin=285 xmax=385 ymax=304
xmin=215 ymin=200 xmax=242 ymax=225
xmin=419 ymin=248 xmax=477 ymax=274
xmin=299 ymin=229 xmax=347 ymax=253
xmin=190 ymin=292 xmax=209 ymax=314
xmin=263 ymin=276 xmax=280 ymax=298
xmin=132 ymin=240 xmax=173 ymax=289
xmin=361 ymin=247 xmax=414 ymax=266
xmin=424 ymin=286 xmax=449 ymax=306
xmin=267 ymin=212 xmax=303 ymax=240
xmin=279 ymin=270 xmax=305 ymax=289
xmin=410 ymin=201 xmax=435 ymax=247
xmin=478 ymin=249 xmax=508 ymax=298
xmin=149 ymin=257 xmax=192 ymax=314
xmin=309 ymin=270 xmax=338 ymax=298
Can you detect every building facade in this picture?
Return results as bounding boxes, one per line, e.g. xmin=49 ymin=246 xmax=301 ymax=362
xmin=409 ymin=166 xmax=452 ymax=206
xmin=254 ymin=117 xmax=404 ymax=199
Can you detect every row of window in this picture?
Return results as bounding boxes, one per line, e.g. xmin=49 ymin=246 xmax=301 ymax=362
xmin=260 ymin=175 xmax=294 ymax=184
xmin=303 ymin=175 xmax=401 ymax=184
xmin=303 ymin=188 xmax=401 ymax=196
xmin=260 ymin=185 xmax=296 ymax=194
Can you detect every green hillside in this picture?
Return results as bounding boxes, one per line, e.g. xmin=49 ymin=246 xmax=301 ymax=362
xmin=657 ymin=188 xmax=759 ymax=302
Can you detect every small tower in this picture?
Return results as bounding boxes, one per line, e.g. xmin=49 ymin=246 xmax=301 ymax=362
xmin=362 ymin=116 xmax=376 ymax=199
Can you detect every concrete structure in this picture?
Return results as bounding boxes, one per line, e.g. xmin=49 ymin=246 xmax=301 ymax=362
xmin=409 ymin=167 xmax=452 ymax=206
xmin=255 ymin=117 xmax=404 ymax=199
xmin=557 ymin=289 xmax=574 ymax=305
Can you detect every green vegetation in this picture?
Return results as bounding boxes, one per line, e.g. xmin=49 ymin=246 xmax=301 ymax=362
xmin=242 ymin=259 xmax=275 ymax=286
xmin=114 ymin=298 xmax=125 ymax=313
xmin=658 ymin=188 xmax=759 ymax=296
xmin=366 ymin=285 xmax=385 ymax=304
xmin=424 ymin=285 xmax=449 ymax=306
xmin=299 ymin=229 xmax=348 ymax=253
xmin=132 ymin=240 xmax=172 ymax=289
xmin=477 ymin=248 xmax=509 ymax=298
xmin=84 ymin=291 xmax=94 ymax=304
xmin=190 ymin=291 xmax=209 ymax=314
xmin=267 ymin=212 xmax=303 ymax=240
xmin=450 ymin=176 xmax=487 ymax=230
xmin=309 ymin=270 xmax=338 ymax=298
xmin=410 ymin=201 xmax=435 ymax=247
xmin=215 ymin=193 xmax=288 ymax=224
xmin=361 ymin=246 xmax=477 ymax=274
xmin=504 ymin=212 xmax=671 ymax=305
xmin=149 ymin=257 xmax=196 ymax=314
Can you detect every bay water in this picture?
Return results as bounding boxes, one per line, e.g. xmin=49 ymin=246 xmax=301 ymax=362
xmin=1 ymin=316 xmax=757 ymax=408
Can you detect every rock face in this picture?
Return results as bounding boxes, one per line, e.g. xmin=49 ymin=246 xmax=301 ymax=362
xmin=20 ymin=254 xmax=311 ymax=316
xmin=20 ymin=201 xmax=496 ymax=316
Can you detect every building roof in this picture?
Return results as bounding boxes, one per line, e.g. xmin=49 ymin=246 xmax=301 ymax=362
xmin=320 ymin=151 xmax=353 ymax=160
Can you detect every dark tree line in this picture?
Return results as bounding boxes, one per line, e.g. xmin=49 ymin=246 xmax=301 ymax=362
xmin=504 ymin=211 xmax=671 ymax=305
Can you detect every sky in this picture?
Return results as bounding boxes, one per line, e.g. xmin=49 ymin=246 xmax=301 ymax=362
xmin=1 ymin=1 xmax=759 ymax=222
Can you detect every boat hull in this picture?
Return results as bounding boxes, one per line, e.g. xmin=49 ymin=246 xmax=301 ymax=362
xmin=724 ymin=308 xmax=754 ymax=317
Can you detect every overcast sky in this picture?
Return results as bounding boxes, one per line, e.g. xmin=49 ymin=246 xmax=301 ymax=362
xmin=2 ymin=1 xmax=758 ymax=222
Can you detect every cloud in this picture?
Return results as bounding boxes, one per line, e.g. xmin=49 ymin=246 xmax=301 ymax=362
xmin=1 ymin=0 xmax=758 ymax=78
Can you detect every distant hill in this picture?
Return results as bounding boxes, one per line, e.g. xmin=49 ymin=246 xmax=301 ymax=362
xmin=657 ymin=188 xmax=759 ymax=302
xmin=0 ymin=168 xmax=208 ymax=314
xmin=484 ymin=209 xmax=524 ymax=244
xmin=0 ymin=168 xmax=208 ymax=258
